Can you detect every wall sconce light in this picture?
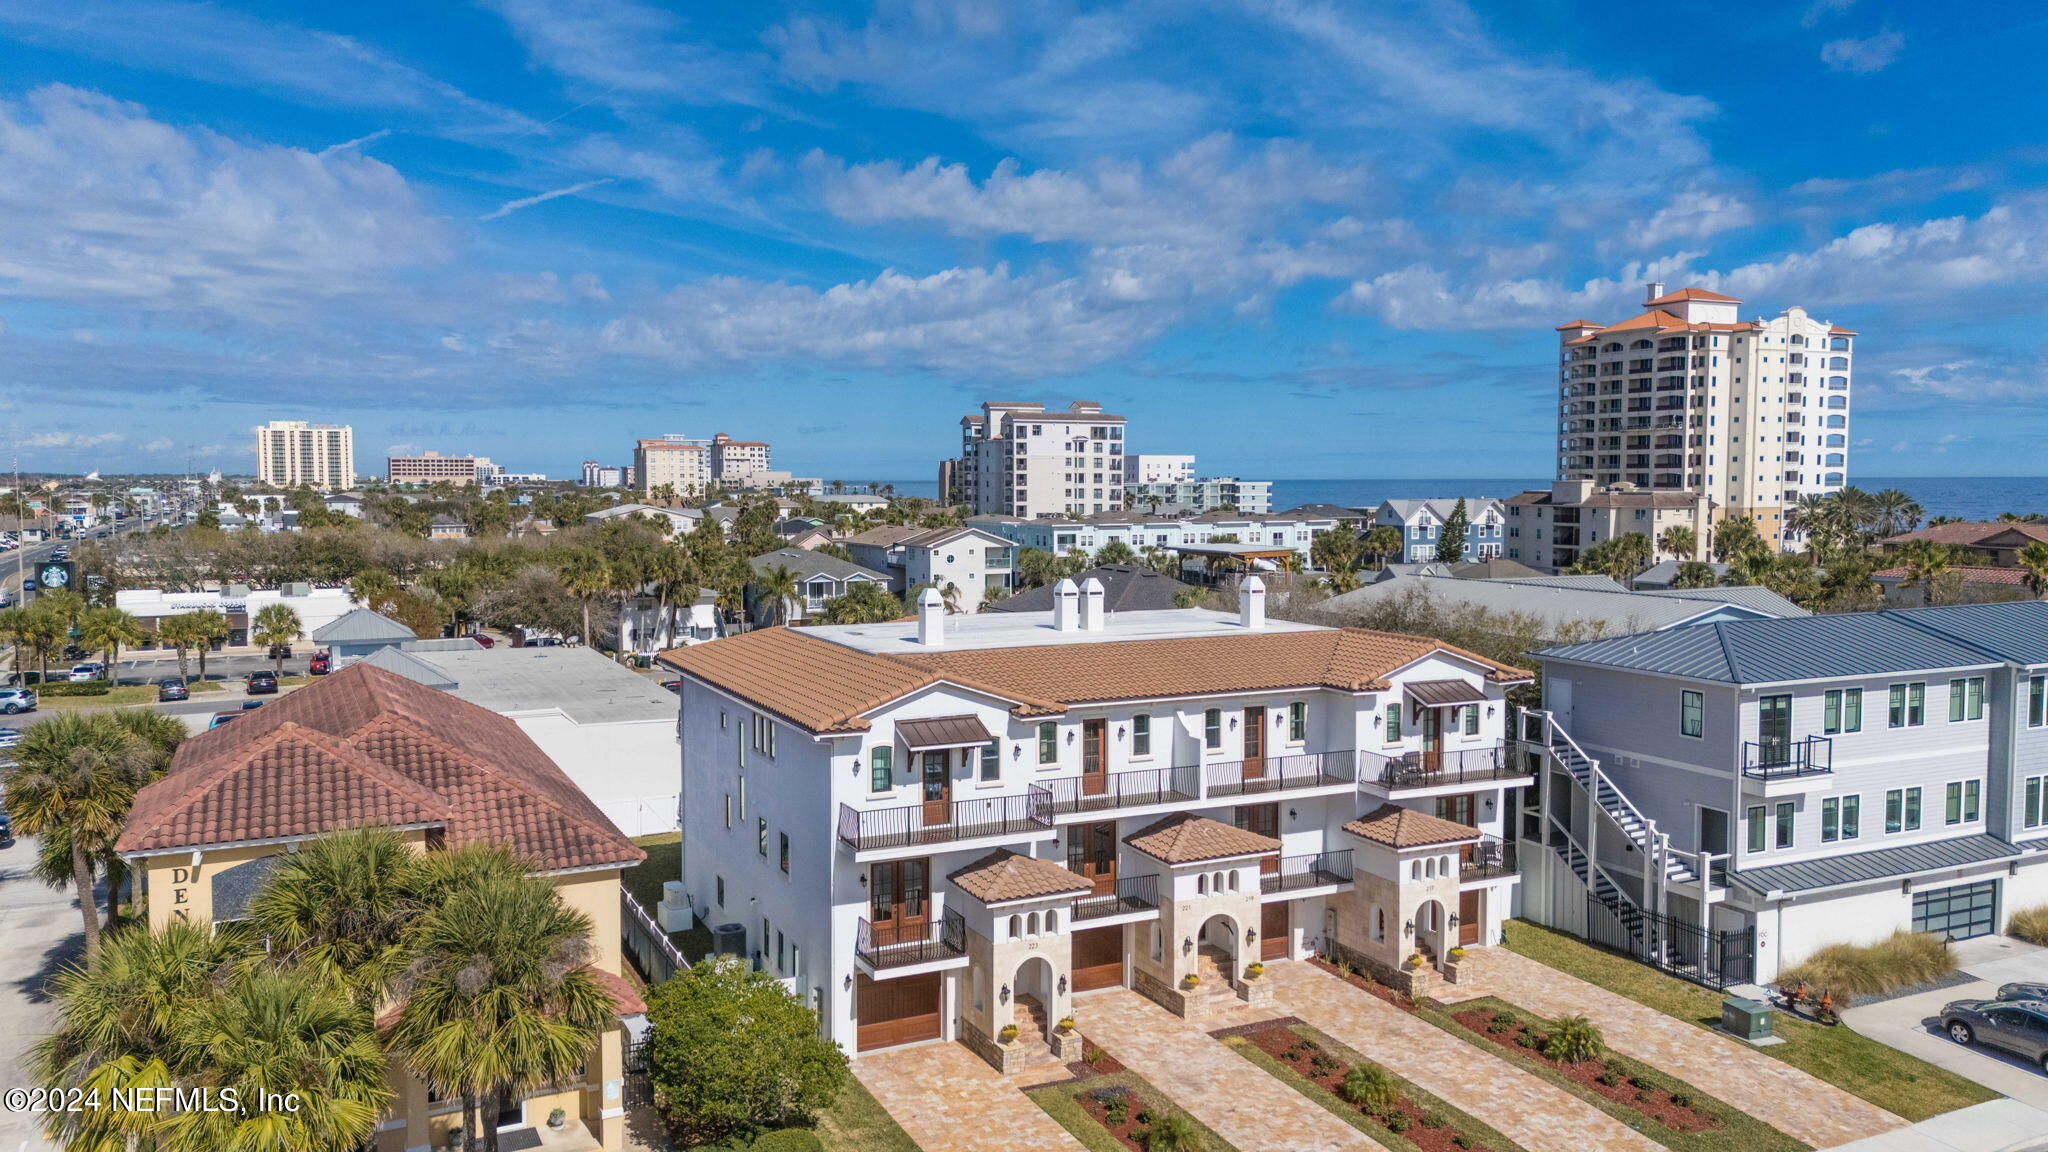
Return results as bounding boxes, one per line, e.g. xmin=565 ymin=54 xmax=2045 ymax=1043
xmin=1057 ymin=975 xmax=1068 ymax=995
xmin=1228 ymin=715 xmax=1238 ymax=731
xmin=1404 ymin=920 xmax=1415 ymax=937
xmin=858 ymin=873 xmax=868 ymax=889
xmin=850 ymin=761 xmax=860 ymax=776
xmin=1000 ymin=983 xmax=1011 ymax=1004
xmin=843 ymin=973 xmax=853 ymax=990
xmin=1245 ymin=927 xmax=1256 ymax=945
xmin=1182 ymin=936 xmax=1194 ymax=956
xmin=1487 ymin=705 xmax=1497 ymax=718
xmin=1067 ymin=730 xmax=1076 ymax=745
xmin=1116 ymin=725 xmax=1125 ymax=739
xmin=1274 ymin=713 xmax=1285 ymax=726
xmin=1447 ymin=913 xmax=1460 ymax=928
xmin=1287 ymin=807 xmax=1298 ymax=820
xmin=1373 ymin=714 xmax=1383 ymax=729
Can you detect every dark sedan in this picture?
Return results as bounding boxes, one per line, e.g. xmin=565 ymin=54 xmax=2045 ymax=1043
xmin=245 ymin=671 xmax=279 ymax=695
xmin=1941 ymin=998 xmax=2048 ymax=1070
xmin=1996 ymin=982 xmax=2048 ymax=1004
xmin=156 ymin=678 xmax=189 ymax=702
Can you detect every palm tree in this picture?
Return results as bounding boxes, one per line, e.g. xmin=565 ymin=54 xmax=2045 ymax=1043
xmin=392 ymin=851 xmax=616 ymax=1152
xmin=77 ymin=605 xmax=146 ymax=672
xmin=245 ymin=826 xmax=422 ymax=1007
xmin=756 ymin=564 xmax=800 ymax=626
xmin=1871 ymin=489 xmax=1922 ymax=539
xmin=1361 ymin=525 xmax=1402 ymax=568
xmin=38 ymin=587 xmax=88 ymax=636
xmin=2018 ymin=541 xmax=2048 ymax=599
xmin=162 ymin=966 xmax=391 ymax=1152
xmin=3 ymin=713 xmax=153 ymax=956
xmin=185 ymin=608 xmax=230 ymax=682
xmin=155 ymin=612 xmax=205 ymax=685
xmin=0 ymin=605 xmax=35 ymax=678
xmin=348 ymin=568 xmax=398 ymax=609
xmin=1897 ymin=539 xmax=1962 ymax=607
xmin=643 ymin=546 xmax=697 ymax=655
xmin=1095 ymin=539 xmax=1137 ymax=566
xmin=253 ymin=603 xmax=304 ymax=677
xmin=557 ymin=549 xmax=611 ymax=647
xmin=1711 ymin=517 xmax=1763 ymax=563
xmin=1672 ymin=560 xmax=1720 ymax=589
xmin=1657 ymin=525 xmax=1698 ymax=562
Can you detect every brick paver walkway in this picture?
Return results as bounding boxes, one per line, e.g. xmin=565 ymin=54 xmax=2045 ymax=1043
xmin=1083 ymin=988 xmax=1380 ymax=1152
xmin=854 ymin=1042 xmax=1088 ymax=1152
xmin=1265 ymin=961 xmax=1666 ymax=1152
xmin=1474 ymin=948 xmax=1905 ymax=1147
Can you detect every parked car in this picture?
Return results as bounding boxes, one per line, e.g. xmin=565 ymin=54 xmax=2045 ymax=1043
xmin=156 ymin=678 xmax=189 ymax=702
xmin=245 ymin=671 xmax=279 ymax=695
xmin=308 ymin=651 xmax=331 ymax=675
xmin=470 ymin=633 xmax=495 ymax=648
xmin=527 ymin=637 xmax=561 ymax=647
xmin=207 ymin=711 xmax=241 ymax=729
xmin=69 ymin=663 xmax=105 ymax=682
xmin=0 ymin=688 xmax=36 ymax=714
xmin=61 ymin=644 xmax=88 ymax=661
xmin=267 ymin=644 xmax=293 ymax=660
xmin=21 ymin=579 xmax=35 ymax=592
xmin=1941 ymin=998 xmax=2048 ymax=1070
xmin=241 ymin=699 xmax=265 ymax=710
xmin=0 ymin=809 xmax=13 ymax=847
xmin=658 ymin=679 xmax=683 ymax=694
xmin=1996 ymin=982 xmax=2048 ymax=1004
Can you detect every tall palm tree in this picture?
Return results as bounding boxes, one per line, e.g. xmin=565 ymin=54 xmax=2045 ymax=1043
xmin=0 ymin=605 xmax=35 ymax=678
xmin=643 ymin=546 xmax=697 ymax=655
xmin=1671 ymin=560 xmax=1720 ymax=589
xmin=2018 ymin=541 xmax=2048 ymax=599
xmin=1871 ymin=488 xmax=1923 ymax=538
xmin=556 ymin=550 xmax=611 ymax=647
xmin=1361 ymin=525 xmax=1403 ymax=569
xmin=252 ymin=603 xmax=304 ymax=678
xmin=1897 ymin=539 xmax=1962 ymax=607
xmin=756 ymin=564 xmax=800 ymax=626
xmin=246 ymin=826 xmax=423 ymax=1007
xmin=348 ymin=568 xmax=398 ymax=609
xmin=163 ymin=966 xmax=391 ymax=1152
xmin=38 ymin=587 xmax=89 ymax=637
xmin=77 ymin=606 xmax=146 ymax=672
xmin=185 ymin=608 xmax=231 ymax=682
xmin=155 ymin=612 xmax=204 ymax=685
xmin=392 ymin=852 xmax=616 ymax=1152
xmin=1711 ymin=516 xmax=1762 ymax=563
xmin=3 ymin=713 xmax=153 ymax=956
xmin=1656 ymin=525 xmax=1698 ymax=562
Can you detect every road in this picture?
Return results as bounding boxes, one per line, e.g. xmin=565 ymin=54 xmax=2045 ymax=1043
xmin=0 ymin=833 xmax=75 ymax=1152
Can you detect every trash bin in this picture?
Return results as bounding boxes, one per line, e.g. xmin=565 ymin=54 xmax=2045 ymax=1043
xmin=1722 ymin=996 xmax=1772 ymax=1041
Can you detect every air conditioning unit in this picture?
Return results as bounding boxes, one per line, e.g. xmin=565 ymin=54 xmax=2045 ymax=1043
xmin=710 ymin=922 xmax=748 ymax=957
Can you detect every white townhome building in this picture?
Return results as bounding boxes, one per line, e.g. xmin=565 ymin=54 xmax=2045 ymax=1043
xmin=659 ymin=579 xmax=1532 ymax=1063
xmin=1517 ymin=600 xmax=2048 ymax=987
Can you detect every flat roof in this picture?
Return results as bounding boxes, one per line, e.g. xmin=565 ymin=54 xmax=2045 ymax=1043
xmin=404 ymin=646 xmax=677 ymax=725
xmin=805 ymin=607 xmax=1327 ymax=655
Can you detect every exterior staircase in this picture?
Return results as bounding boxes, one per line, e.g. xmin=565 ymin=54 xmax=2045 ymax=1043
xmin=1008 ymin=997 xmax=1060 ymax=1069
xmin=1182 ymin=949 xmax=1243 ymax=1017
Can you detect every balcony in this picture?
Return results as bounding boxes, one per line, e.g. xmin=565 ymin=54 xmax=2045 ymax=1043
xmin=1073 ymin=874 xmax=1160 ymax=922
xmin=1363 ymin=744 xmax=1528 ymax=793
xmin=1042 ymin=765 xmax=1200 ymax=817
xmin=1742 ymin=737 xmax=1832 ymax=782
xmin=838 ymin=790 xmax=1054 ymax=854
xmin=1460 ymin=838 xmax=1517 ymax=882
xmin=1203 ymin=751 xmax=1358 ymax=798
xmin=1262 ymin=850 xmax=1353 ymax=896
xmin=856 ymin=907 xmax=967 ymax=972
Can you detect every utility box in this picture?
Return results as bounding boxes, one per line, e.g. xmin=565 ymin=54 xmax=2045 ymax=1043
xmin=711 ymin=922 xmax=748 ymax=957
xmin=1722 ymin=996 xmax=1773 ymax=1041
xmin=656 ymin=880 xmax=695 ymax=932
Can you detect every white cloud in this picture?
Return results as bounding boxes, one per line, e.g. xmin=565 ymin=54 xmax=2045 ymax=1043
xmin=139 ymin=438 xmax=175 ymax=453
xmin=0 ymin=85 xmax=450 ymax=321
xmin=20 ymin=431 xmax=124 ymax=449
xmin=479 ymin=0 xmax=762 ymax=106
xmin=1821 ymin=30 xmax=1905 ymax=74
xmin=479 ymin=179 xmax=612 ymax=221
xmin=1801 ymin=0 xmax=1857 ymax=26
xmin=1619 ymin=189 xmax=1753 ymax=251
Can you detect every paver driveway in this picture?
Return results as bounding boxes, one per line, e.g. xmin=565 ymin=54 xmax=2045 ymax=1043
xmin=1263 ymin=961 xmax=1665 ymax=1152
xmin=1080 ymin=988 xmax=1380 ymax=1152
xmin=1474 ymin=948 xmax=1905 ymax=1147
xmin=854 ymin=1042 xmax=1087 ymax=1152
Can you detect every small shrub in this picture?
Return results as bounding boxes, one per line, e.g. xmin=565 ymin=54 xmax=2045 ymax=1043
xmin=1142 ymin=1113 xmax=1200 ymax=1152
xmin=1383 ymin=1113 xmax=1412 ymax=1134
xmin=1541 ymin=1015 xmax=1604 ymax=1065
xmin=1671 ymin=1092 xmax=1694 ymax=1109
xmin=1309 ymin=1053 xmax=1338 ymax=1075
xmin=1635 ymin=1091 xmax=1655 ymax=1104
xmin=998 ymin=1024 xmax=1019 ymax=1042
xmin=1513 ymin=1032 xmax=1535 ymax=1048
xmin=1628 ymin=1074 xmax=1655 ymax=1091
xmin=1596 ymin=1069 xmax=1622 ymax=1087
xmin=1058 ymin=1016 xmax=1076 ymax=1032
xmin=1485 ymin=1020 xmax=1512 ymax=1034
xmin=1338 ymin=1064 xmax=1399 ymax=1114
xmin=1135 ymin=1108 xmax=1155 ymax=1127
xmin=1418 ymin=1109 xmax=1446 ymax=1129
xmin=1452 ymin=1137 xmax=1473 ymax=1150
xmin=1779 ymin=930 xmax=1953 ymax=1001
xmin=1087 ymin=1087 xmax=1124 ymax=1106
xmin=2010 ymin=905 xmax=2048 ymax=947
xmin=1491 ymin=1010 xmax=1516 ymax=1025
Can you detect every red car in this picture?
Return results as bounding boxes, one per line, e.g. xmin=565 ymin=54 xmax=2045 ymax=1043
xmin=308 ymin=651 xmax=331 ymax=675
xmin=470 ymin=633 xmax=495 ymax=648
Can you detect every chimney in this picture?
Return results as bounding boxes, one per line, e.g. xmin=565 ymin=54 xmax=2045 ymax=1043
xmin=1078 ymin=577 xmax=1106 ymax=631
xmin=916 ymin=586 xmax=945 ymax=647
xmin=1052 ymin=578 xmax=1080 ymax=631
xmin=1645 ymin=281 xmax=1665 ymax=303
xmin=1239 ymin=576 xmax=1266 ymax=630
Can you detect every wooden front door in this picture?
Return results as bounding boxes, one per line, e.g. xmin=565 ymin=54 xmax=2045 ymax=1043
xmin=1067 ymin=821 xmax=1117 ymax=895
xmin=1072 ymin=926 xmax=1124 ymax=992
xmin=1236 ymin=803 xmax=1281 ymax=875
xmin=1420 ymin=707 xmax=1442 ymax=771
xmin=1082 ymin=718 xmax=1108 ymax=796
xmin=919 ymin=750 xmax=951 ymax=826
xmin=869 ymin=859 xmax=930 ymax=948
xmin=1260 ymin=902 xmax=1289 ymax=960
xmin=1242 ymin=706 xmax=1267 ymax=780
xmin=855 ymin=972 xmax=942 ymax=1051
xmin=1458 ymin=889 xmax=1481 ymax=947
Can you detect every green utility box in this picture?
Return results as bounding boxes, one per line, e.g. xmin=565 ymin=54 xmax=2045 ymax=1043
xmin=1721 ymin=996 xmax=1773 ymax=1041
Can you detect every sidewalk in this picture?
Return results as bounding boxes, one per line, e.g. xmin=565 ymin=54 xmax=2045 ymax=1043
xmin=1818 ymin=1099 xmax=2048 ymax=1152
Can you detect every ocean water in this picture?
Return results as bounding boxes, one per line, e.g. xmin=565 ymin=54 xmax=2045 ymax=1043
xmin=876 ymin=476 xmax=2048 ymax=521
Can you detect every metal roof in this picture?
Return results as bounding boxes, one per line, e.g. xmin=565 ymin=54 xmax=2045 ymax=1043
xmin=358 ymin=646 xmax=459 ymax=689
xmin=312 ymin=607 xmax=416 ymax=644
xmin=898 ymin=715 xmax=997 ymax=750
xmin=1539 ymin=601 xmax=2048 ymax=684
xmin=1320 ymin=575 xmax=1799 ymax=641
xmin=747 ymin=547 xmax=891 ymax=583
xmin=991 ymin=565 xmax=1190 ymax=614
xmin=1734 ymin=833 xmax=2020 ymax=896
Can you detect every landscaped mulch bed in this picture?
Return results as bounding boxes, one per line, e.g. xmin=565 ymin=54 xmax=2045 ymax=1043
xmin=1236 ymin=1022 xmax=1512 ymax=1152
xmin=1027 ymin=1062 xmax=1238 ymax=1152
xmin=1310 ymin=956 xmax=1425 ymax=1011
xmin=1449 ymin=1006 xmax=1714 ymax=1132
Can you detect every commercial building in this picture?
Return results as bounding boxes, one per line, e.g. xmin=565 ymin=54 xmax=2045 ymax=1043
xmin=1556 ymin=284 xmax=1854 ymax=550
xmin=254 ymin=419 xmax=355 ymax=491
xmin=951 ymin=401 xmax=1127 ymax=519
xmin=1127 ymin=477 xmax=1273 ymax=515
xmin=658 ymin=581 xmax=1532 ymax=1060
xmin=117 ymin=584 xmax=359 ymax=648
xmin=386 ymin=451 xmax=492 ymax=487
xmin=1504 ymin=479 xmax=1715 ymax=571
xmin=1372 ymin=499 xmax=1508 ymax=563
xmin=632 ymin=432 xmax=773 ymax=498
xmin=114 ymin=663 xmax=645 ymax=1152
xmin=1519 ymin=600 xmax=2048 ymax=985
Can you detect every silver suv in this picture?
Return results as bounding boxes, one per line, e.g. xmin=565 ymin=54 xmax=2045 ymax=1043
xmin=1941 ymin=998 xmax=2048 ymax=1070
xmin=0 ymin=688 xmax=35 ymax=715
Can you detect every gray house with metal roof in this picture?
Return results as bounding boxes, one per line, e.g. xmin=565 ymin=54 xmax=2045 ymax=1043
xmin=1317 ymin=574 xmax=1804 ymax=642
xmin=746 ymin=547 xmax=893 ymax=625
xmin=1518 ymin=600 xmax=2048 ymax=985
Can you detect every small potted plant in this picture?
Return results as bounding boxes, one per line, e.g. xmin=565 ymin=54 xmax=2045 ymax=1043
xmin=1057 ymin=1016 xmax=1076 ymax=1033
xmin=1243 ymin=962 xmax=1265 ymax=979
xmin=999 ymin=1023 xmax=1019 ymax=1043
xmin=547 ymin=1108 xmax=566 ymax=1131
xmin=1405 ymin=952 xmax=1425 ymax=969
xmin=1447 ymin=946 xmax=1468 ymax=961
xmin=1182 ymin=973 xmax=1201 ymax=989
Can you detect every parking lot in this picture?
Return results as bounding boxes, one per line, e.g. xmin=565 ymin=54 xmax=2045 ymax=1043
xmin=1845 ymin=934 xmax=2048 ymax=1111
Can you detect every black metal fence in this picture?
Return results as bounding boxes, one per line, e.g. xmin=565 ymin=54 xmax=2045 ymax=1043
xmin=1073 ymin=874 xmax=1160 ymax=921
xmin=1262 ymin=850 xmax=1353 ymax=895
xmin=1364 ymin=744 xmax=1524 ymax=790
xmin=1585 ymin=892 xmax=1754 ymax=989
xmin=856 ymin=906 xmax=967 ymax=970
xmin=1042 ymin=765 xmax=1200 ymax=815
xmin=838 ymin=789 xmax=1053 ymax=851
xmin=1202 ymin=751 xmax=1355 ymax=798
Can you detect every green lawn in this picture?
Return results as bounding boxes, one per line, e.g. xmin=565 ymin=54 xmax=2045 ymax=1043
xmin=1504 ymin=919 xmax=1995 ymax=1122
xmin=1027 ymin=1069 xmax=1238 ymax=1152
xmin=809 ymin=1076 xmax=922 ymax=1152
xmin=627 ymin=833 xmax=714 ymax=963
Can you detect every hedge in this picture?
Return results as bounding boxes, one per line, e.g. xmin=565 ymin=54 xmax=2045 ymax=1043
xmin=32 ymin=680 xmax=113 ymax=697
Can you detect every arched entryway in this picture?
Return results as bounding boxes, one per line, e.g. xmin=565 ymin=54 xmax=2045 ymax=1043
xmin=1415 ymin=899 xmax=1449 ymax=964
xmin=1012 ymin=955 xmax=1057 ymax=1040
xmin=1195 ymin=912 xmax=1241 ymax=985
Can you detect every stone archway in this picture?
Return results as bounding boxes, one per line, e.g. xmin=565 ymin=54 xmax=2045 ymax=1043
xmin=1012 ymin=954 xmax=1058 ymax=1041
xmin=1195 ymin=912 xmax=1241 ymax=985
xmin=1415 ymin=899 xmax=1450 ymax=963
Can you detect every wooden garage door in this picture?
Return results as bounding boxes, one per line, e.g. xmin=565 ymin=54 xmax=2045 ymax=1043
xmin=1072 ymin=925 xmax=1124 ymax=991
xmin=855 ymin=972 xmax=942 ymax=1052
xmin=1261 ymin=902 xmax=1289 ymax=960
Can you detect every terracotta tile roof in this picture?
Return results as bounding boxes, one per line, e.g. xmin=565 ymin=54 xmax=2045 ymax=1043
xmin=1595 ymin=309 xmax=1690 ymax=334
xmin=1829 ymin=325 xmax=1858 ymax=335
xmin=1645 ymin=287 xmax=1740 ymax=306
xmin=659 ymin=625 xmax=1531 ymax=736
xmin=1874 ymin=565 xmax=2033 ymax=587
xmin=947 ymin=850 xmax=1092 ymax=904
xmin=1125 ymin=814 xmax=1280 ymax=864
xmin=585 ymin=966 xmax=647 ymax=1016
xmin=1344 ymin=804 xmax=1482 ymax=849
xmin=1884 ymin=522 xmax=2048 ymax=548
xmin=1554 ymin=319 xmax=1599 ymax=330
xmin=117 ymin=663 xmax=644 ymax=872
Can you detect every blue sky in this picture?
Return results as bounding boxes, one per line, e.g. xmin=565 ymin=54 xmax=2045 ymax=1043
xmin=2 ymin=0 xmax=2045 ymax=482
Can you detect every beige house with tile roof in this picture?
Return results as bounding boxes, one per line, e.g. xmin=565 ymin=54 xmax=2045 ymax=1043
xmin=657 ymin=576 xmax=1533 ymax=1065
